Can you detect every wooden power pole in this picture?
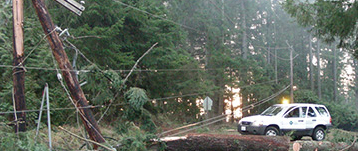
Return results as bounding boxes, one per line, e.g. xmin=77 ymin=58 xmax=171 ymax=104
xmin=290 ymin=45 xmax=294 ymax=103
xmin=12 ymin=0 xmax=26 ymax=132
xmin=31 ymin=0 xmax=105 ymax=147
xmin=286 ymin=41 xmax=294 ymax=103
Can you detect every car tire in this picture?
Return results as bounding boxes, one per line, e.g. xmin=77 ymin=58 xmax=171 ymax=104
xmin=312 ymin=127 xmax=325 ymax=141
xmin=265 ymin=126 xmax=279 ymax=136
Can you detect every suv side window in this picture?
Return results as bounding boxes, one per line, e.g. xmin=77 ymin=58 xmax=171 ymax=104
xmin=301 ymin=107 xmax=307 ymax=118
xmin=315 ymin=107 xmax=329 ymax=117
xmin=307 ymin=107 xmax=316 ymax=117
xmin=285 ymin=107 xmax=300 ymax=118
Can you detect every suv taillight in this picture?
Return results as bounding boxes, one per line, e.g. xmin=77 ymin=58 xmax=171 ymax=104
xmin=330 ymin=118 xmax=332 ymax=124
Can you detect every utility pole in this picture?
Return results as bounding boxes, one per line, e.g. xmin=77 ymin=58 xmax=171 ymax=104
xmin=290 ymin=46 xmax=294 ymax=103
xmin=286 ymin=41 xmax=294 ymax=103
xmin=31 ymin=0 xmax=105 ymax=148
xmin=12 ymin=0 xmax=26 ymax=132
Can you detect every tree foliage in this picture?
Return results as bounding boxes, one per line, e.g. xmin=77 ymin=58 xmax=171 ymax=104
xmin=0 ymin=2 xmax=358 ymax=149
xmin=282 ymin=0 xmax=358 ymax=57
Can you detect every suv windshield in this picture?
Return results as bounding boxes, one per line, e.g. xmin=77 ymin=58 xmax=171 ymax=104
xmin=261 ymin=106 xmax=283 ymax=116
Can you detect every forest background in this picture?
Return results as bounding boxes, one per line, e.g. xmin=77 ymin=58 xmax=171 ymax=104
xmin=0 ymin=0 xmax=358 ymax=150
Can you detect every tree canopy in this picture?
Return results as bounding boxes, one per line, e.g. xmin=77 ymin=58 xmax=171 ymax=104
xmin=282 ymin=0 xmax=358 ymax=58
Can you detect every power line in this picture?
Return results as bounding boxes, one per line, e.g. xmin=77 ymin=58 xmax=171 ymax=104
xmin=255 ymin=45 xmax=299 ymax=61
xmin=153 ymin=78 xmax=286 ymax=102
xmin=0 ymin=64 xmax=293 ymax=73
xmin=161 ymin=85 xmax=290 ymax=137
xmin=0 ymin=78 xmax=286 ymax=115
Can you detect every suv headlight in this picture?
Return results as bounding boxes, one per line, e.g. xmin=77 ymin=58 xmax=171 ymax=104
xmin=252 ymin=120 xmax=264 ymax=126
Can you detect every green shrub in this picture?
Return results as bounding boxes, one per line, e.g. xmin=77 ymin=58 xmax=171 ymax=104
xmin=0 ymin=130 xmax=49 ymax=151
xmin=115 ymin=122 xmax=159 ymax=151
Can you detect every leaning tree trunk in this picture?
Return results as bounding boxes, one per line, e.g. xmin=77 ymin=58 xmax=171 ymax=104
xmin=31 ymin=0 xmax=105 ymax=148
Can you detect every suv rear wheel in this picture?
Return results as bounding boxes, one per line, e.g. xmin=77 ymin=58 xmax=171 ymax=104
xmin=312 ymin=127 xmax=325 ymax=141
xmin=265 ymin=126 xmax=279 ymax=136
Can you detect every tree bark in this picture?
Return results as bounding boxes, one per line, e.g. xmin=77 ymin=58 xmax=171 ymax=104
xmin=293 ymin=141 xmax=358 ymax=151
xmin=31 ymin=0 xmax=105 ymax=148
xmin=163 ymin=134 xmax=290 ymax=151
xmin=12 ymin=0 xmax=26 ymax=132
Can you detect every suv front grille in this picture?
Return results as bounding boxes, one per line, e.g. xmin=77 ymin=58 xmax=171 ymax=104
xmin=241 ymin=121 xmax=252 ymax=125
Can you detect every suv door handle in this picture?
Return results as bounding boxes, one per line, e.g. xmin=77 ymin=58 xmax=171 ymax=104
xmin=312 ymin=119 xmax=316 ymax=121
xmin=298 ymin=120 xmax=304 ymax=122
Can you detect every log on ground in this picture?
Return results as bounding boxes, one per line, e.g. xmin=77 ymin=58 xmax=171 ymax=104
xmin=163 ymin=133 xmax=290 ymax=151
xmin=293 ymin=141 xmax=358 ymax=151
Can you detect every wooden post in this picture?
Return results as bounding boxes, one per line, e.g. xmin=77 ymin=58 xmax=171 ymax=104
xmin=12 ymin=0 xmax=26 ymax=132
xmin=31 ymin=0 xmax=105 ymax=147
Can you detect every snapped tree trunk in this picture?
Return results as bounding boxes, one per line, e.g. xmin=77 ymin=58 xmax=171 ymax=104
xmin=31 ymin=0 xmax=105 ymax=148
xmin=163 ymin=134 xmax=290 ymax=151
xmin=12 ymin=0 xmax=26 ymax=132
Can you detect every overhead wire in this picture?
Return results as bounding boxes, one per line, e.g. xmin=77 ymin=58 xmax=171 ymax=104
xmin=4 ymin=0 xmax=295 ymax=138
xmin=48 ymin=46 xmax=111 ymax=145
xmin=161 ymin=84 xmax=290 ymax=137
xmin=0 ymin=77 xmax=286 ymax=115
xmin=255 ymin=45 xmax=299 ymax=61
xmin=15 ymin=28 xmax=57 ymax=67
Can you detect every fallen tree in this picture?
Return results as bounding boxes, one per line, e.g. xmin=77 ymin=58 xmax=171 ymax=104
xmin=161 ymin=134 xmax=290 ymax=151
xmin=293 ymin=140 xmax=358 ymax=151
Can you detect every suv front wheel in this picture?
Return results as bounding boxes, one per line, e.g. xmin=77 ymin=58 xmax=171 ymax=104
xmin=312 ymin=127 xmax=325 ymax=141
xmin=265 ymin=126 xmax=279 ymax=136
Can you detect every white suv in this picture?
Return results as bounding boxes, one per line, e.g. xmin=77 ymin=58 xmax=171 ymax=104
xmin=238 ymin=103 xmax=332 ymax=141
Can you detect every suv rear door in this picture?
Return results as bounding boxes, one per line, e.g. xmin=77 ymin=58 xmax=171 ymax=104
xmin=281 ymin=106 xmax=306 ymax=130
xmin=305 ymin=106 xmax=318 ymax=130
